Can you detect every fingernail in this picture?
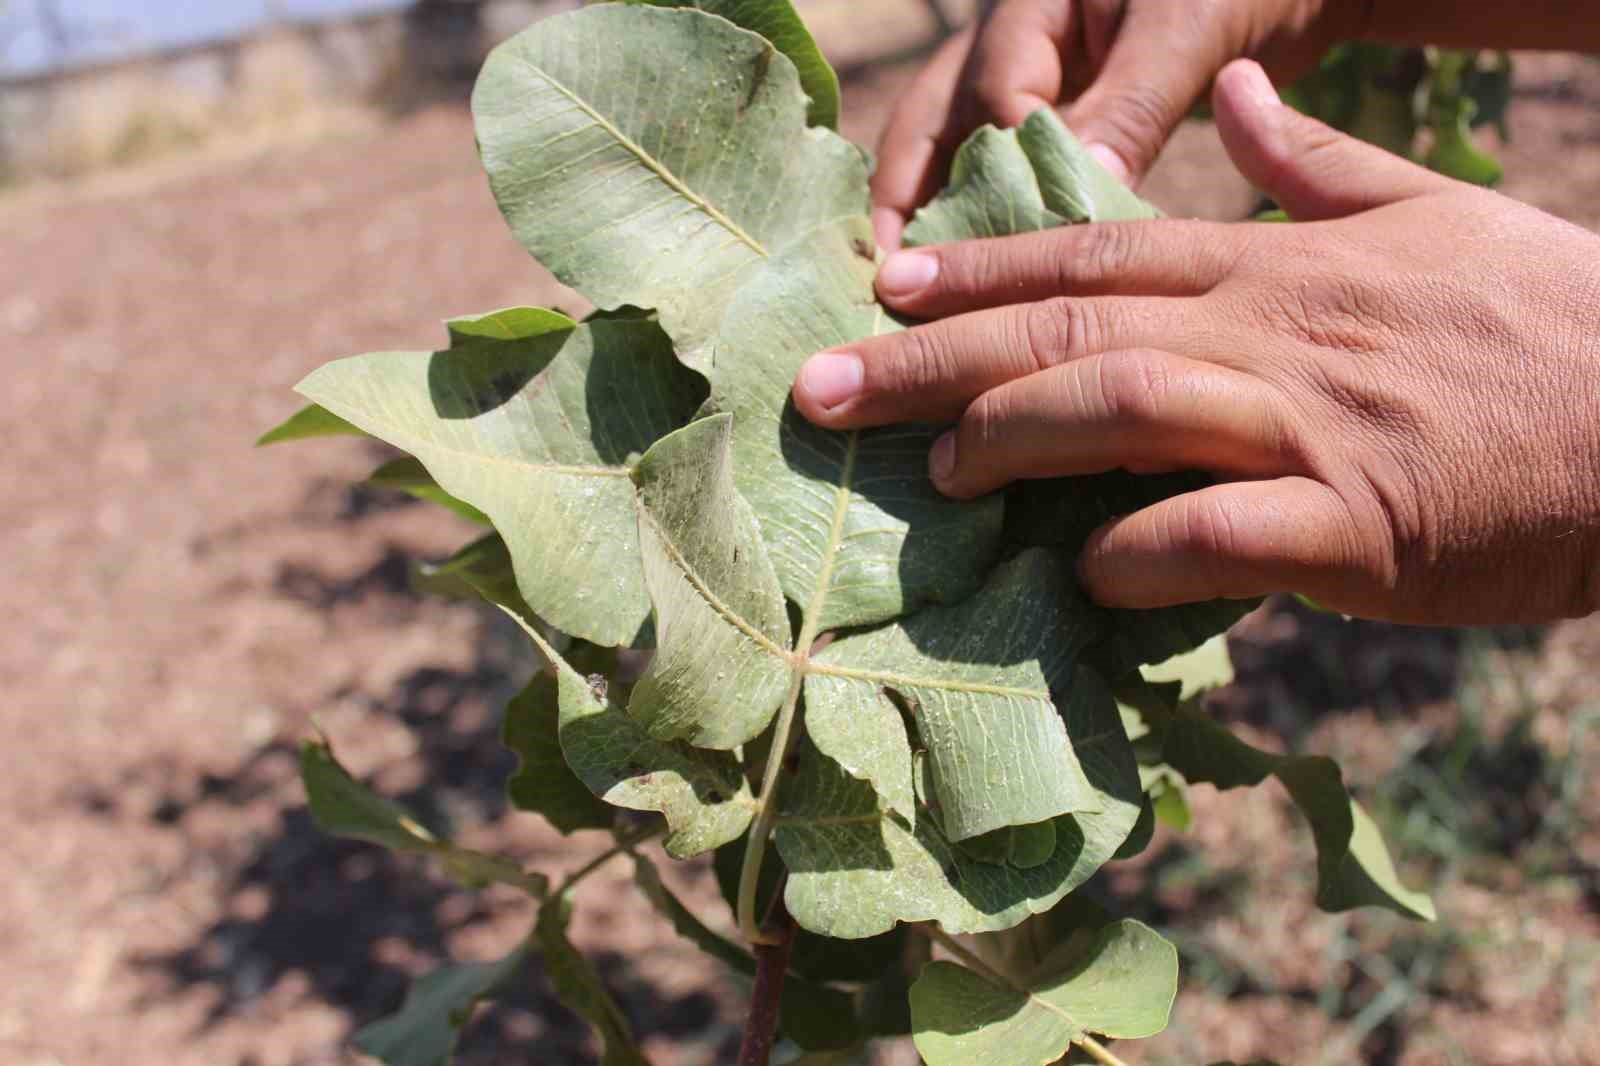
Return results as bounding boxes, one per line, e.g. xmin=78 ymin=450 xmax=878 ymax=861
xmin=876 ymin=250 xmax=938 ymax=298
xmin=1085 ymin=142 xmax=1131 ymax=186
xmin=929 ymin=432 xmax=956 ymax=483
xmin=797 ymin=352 xmax=864 ymax=410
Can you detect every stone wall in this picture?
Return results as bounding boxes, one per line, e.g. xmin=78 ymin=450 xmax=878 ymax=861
xmin=0 ymin=1 xmax=574 ymax=179
xmin=0 ymin=0 xmax=971 ymax=181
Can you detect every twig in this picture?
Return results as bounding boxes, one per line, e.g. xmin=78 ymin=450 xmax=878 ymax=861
xmin=558 ymin=821 xmax=664 ymax=895
xmin=736 ymin=893 xmax=798 ymax=1066
xmin=923 ymin=924 xmax=1013 ymax=986
xmin=737 ymin=669 xmax=805 ymax=944
xmin=1073 ymin=1036 xmax=1131 ymax=1066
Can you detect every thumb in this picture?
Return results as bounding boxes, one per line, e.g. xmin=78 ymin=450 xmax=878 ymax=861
xmin=1213 ymin=59 xmax=1453 ymax=220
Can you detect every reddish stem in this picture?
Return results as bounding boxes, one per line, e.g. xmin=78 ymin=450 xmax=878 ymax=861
xmin=736 ymin=895 xmax=798 ymax=1066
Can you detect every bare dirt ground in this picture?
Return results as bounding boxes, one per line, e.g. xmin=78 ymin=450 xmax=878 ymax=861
xmin=3 ymin=30 xmax=1599 ymax=1066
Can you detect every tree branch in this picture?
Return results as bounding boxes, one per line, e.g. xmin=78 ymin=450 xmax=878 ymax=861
xmin=736 ymin=893 xmax=797 ymax=1066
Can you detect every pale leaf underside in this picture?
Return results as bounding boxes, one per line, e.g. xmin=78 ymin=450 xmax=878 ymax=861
xmin=910 ymin=920 xmax=1178 ymax=1066
xmin=296 ymin=313 xmax=704 ymax=647
xmin=505 ymin=610 xmax=755 ymax=859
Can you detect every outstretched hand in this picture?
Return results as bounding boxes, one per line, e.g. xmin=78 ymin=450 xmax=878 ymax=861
xmin=798 ymin=60 xmax=1600 ymax=626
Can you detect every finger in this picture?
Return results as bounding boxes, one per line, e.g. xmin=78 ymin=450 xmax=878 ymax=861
xmin=874 ymin=219 xmax=1244 ymax=316
xmin=951 ymin=0 xmax=1071 ymax=131
xmin=1212 ymin=59 xmax=1455 ymax=220
xmin=1062 ymin=3 xmax=1221 ymax=184
xmin=926 ymin=350 xmax=1299 ymax=499
xmin=871 ymin=31 xmax=976 ymax=251
xmin=793 ymin=295 xmax=1186 ymax=429
xmin=1079 ymin=476 xmax=1375 ymax=608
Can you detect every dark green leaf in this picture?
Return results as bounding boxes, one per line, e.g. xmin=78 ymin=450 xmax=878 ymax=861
xmin=537 ymin=893 xmax=651 ymax=1066
xmin=1129 ymin=685 xmax=1435 ymax=920
xmin=300 ymin=738 xmax=545 ymax=893
xmin=256 ymin=403 xmax=365 ymax=446
xmin=366 ymin=456 xmax=491 ymax=525
xmin=412 ymin=533 xmax=535 ymax=619
xmin=353 ymin=945 xmax=529 ymax=1066
xmin=503 ymin=673 xmax=615 ymax=834
xmin=300 ymin=738 xmax=440 ymax=855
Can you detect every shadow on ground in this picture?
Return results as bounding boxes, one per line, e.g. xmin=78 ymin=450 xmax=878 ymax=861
xmin=82 ymin=478 xmax=730 ymax=1065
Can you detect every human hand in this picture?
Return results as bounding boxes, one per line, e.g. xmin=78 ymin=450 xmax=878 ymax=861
xmin=798 ymin=61 xmax=1600 ymax=626
xmin=872 ymin=0 xmax=1361 ymax=249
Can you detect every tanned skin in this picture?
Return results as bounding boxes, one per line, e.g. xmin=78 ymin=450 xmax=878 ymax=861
xmin=791 ymin=3 xmax=1600 ymax=626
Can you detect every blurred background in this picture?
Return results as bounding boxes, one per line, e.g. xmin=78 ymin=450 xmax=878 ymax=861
xmin=3 ymin=2 xmax=1598 ymax=1064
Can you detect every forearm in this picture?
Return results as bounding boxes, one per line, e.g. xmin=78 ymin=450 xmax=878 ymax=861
xmin=1353 ymin=0 xmax=1600 ymax=52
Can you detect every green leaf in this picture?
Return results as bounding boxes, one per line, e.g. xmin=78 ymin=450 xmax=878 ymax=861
xmin=1139 ymin=633 xmax=1234 ymax=700
xmin=633 ymin=851 xmax=756 ymax=975
xmin=503 ymin=673 xmax=615 ymax=834
xmin=256 ymin=402 xmax=365 ymax=446
xmin=711 ymin=837 xmax=908 ymax=983
xmin=910 ymin=920 xmax=1178 ymax=1065
xmin=806 ymin=550 xmax=1102 ymax=842
xmin=353 ymin=944 xmax=529 ymax=1066
xmin=776 ymin=658 xmax=1141 ymax=938
xmin=626 ymin=0 xmax=840 ymax=130
xmin=366 ymin=456 xmax=491 ymax=525
xmin=537 ymin=893 xmax=651 ymax=1066
xmin=711 ymin=219 xmax=1005 ymax=631
xmin=473 ymin=4 xmax=868 ymax=371
xmin=505 ymin=611 xmax=755 ymax=858
xmin=1129 ymin=688 xmax=1436 ymax=920
xmin=300 ymin=738 xmax=441 ymax=854
xmin=1004 ymin=470 xmax=1257 ymax=678
xmin=1112 ymin=795 xmax=1155 ymax=860
xmin=446 ymin=305 xmax=579 ymax=342
xmin=300 ymin=738 xmax=546 ymax=893
xmin=631 ymin=854 xmax=862 ymax=1051
xmin=627 ymin=415 xmax=793 ymax=749
xmin=1150 ymin=778 xmax=1192 ymax=833
xmin=903 ymin=109 xmax=1157 ymax=248
xmin=295 ymin=312 xmax=705 ymax=647
xmin=1425 ymin=52 xmax=1503 ymax=186
xmin=412 ymin=532 xmax=535 ymax=619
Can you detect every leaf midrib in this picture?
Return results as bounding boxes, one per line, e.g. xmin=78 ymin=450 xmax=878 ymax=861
xmin=517 ymin=56 xmax=769 ymax=259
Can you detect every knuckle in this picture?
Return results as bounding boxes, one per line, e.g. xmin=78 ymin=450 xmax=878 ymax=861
xmin=1067 ymin=223 xmax=1137 ymax=287
xmin=1095 ymin=82 xmax=1180 ymax=151
xmin=962 ymin=389 xmax=1013 ymax=451
xmin=951 ymin=239 xmax=1005 ymax=298
xmin=1023 ymin=296 xmax=1104 ymax=369
xmin=1170 ymin=492 xmax=1241 ymax=562
xmin=879 ymin=327 xmax=960 ymax=396
xmin=1093 ymin=351 xmax=1170 ymax=427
